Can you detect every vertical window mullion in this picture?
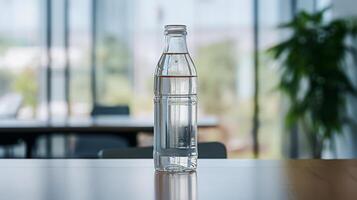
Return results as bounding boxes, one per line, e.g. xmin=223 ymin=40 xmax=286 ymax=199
xmin=90 ymin=0 xmax=97 ymax=106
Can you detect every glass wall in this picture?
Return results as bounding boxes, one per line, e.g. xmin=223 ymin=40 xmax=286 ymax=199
xmin=95 ymin=0 xmax=134 ymax=107
xmin=0 ymin=0 xmax=308 ymax=158
xmin=90 ymin=0 xmax=288 ymax=158
xmin=69 ymin=0 xmax=92 ymax=116
xmin=0 ymin=0 xmax=42 ymax=119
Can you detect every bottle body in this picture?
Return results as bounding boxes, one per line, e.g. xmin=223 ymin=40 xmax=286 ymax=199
xmin=154 ymin=25 xmax=197 ymax=172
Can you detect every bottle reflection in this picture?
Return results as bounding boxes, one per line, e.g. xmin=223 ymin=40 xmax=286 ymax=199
xmin=155 ymin=171 xmax=197 ymax=200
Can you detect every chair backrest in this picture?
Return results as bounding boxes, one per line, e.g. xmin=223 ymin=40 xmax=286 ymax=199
xmin=99 ymin=142 xmax=227 ymax=159
xmin=91 ymin=104 xmax=130 ymax=116
xmin=0 ymin=93 xmax=22 ymax=119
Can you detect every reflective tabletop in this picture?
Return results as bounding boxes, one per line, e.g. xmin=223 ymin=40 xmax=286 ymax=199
xmin=0 ymin=159 xmax=356 ymax=200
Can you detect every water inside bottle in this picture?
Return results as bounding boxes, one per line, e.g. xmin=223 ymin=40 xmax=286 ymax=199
xmin=154 ymin=72 xmax=197 ymax=171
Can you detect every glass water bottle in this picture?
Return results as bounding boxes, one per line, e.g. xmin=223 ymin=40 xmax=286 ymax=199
xmin=154 ymin=25 xmax=198 ymax=172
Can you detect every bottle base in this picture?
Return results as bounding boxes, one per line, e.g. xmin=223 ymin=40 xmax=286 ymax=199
xmin=154 ymin=155 xmax=197 ymax=172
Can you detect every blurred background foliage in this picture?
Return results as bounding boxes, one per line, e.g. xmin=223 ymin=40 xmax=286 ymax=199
xmin=97 ymin=36 xmax=133 ymax=105
xmin=269 ymin=8 xmax=357 ymax=158
xmin=196 ymin=41 xmax=237 ymax=115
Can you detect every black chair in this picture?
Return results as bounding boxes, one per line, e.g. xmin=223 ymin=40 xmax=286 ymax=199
xmin=0 ymin=94 xmax=23 ymax=157
xmin=71 ymin=104 xmax=131 ymax=158
xmin=91 ymin=105 xmax=130 ymax=116
xmin=98 ymin=142 xmax=227 ymax=159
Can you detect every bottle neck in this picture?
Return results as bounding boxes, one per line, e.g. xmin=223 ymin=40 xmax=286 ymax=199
xmin=164 ymin=34 xmax=188 ymax=54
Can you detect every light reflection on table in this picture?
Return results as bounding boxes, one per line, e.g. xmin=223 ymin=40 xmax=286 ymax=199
xmin=155 ymin=171 xmax=197 ymax=200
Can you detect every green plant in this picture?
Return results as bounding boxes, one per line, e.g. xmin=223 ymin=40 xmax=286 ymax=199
xmin=268 ymin=8 xmax=357 ymax=158
xmin=196 ymin=41 xmax=236 ymax=114
xmin=97 ymin=35 xmax=132 ymax=105
xmin=13 ymin=68 xmax=38 ymax=110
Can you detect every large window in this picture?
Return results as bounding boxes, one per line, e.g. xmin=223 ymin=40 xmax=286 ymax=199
xmin=69 ymin=0 xmax=92 ymax=115
xmin=0 ymin=0 xmax=310 ymax=158
xmin=91 ymin=0 xmax=286 ymax=158
xmin=0 ymin=0 xmax=42 ymax=119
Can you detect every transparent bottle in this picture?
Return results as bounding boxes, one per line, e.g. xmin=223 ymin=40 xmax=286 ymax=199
xmin=154 ymin=25 xmax=198 ymax=172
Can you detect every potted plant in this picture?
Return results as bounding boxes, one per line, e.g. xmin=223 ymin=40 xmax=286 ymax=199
xmin=268 ymin=8 xmax=357 ymax=158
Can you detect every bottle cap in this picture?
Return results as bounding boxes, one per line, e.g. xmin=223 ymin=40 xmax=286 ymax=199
xmin=164 ymin=25 xmax=187 ymax=35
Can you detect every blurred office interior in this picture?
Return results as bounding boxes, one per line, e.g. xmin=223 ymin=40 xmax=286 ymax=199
xmin=0 ymin=0 xmax=357 ymax=159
